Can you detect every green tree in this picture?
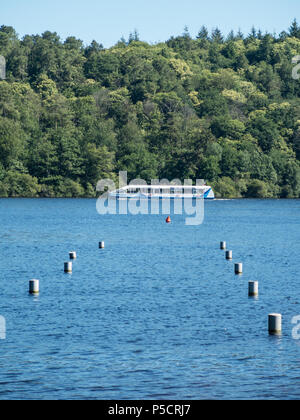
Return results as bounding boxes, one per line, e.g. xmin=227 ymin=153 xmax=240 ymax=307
xmin=0 ymin=118 xmax=25 ymax=168
xmin=248 ymin=114 xmax=279 ymax=152
xmin=245 ymin=179 xmax=271 ymax=198
xmin=84 ymin=144 xmax=115 ymax=186
xmin=289 ymin=19 xmax=300 ymax=38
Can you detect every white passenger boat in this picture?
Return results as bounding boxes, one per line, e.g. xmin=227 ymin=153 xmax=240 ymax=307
xmin=110 ymin=184 xmax=215 ymax=200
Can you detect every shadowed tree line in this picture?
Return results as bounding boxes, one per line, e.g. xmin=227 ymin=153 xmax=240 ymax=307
xmin=0 ymin=21 xmax=300 ymax=198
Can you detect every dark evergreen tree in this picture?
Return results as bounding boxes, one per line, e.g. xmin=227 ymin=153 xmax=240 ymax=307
xmin=211 ymin=27 xmax=224 ymax=43
xmin=197 ymin=26 xmax=209 ymax=40
xmin=289 ymin=19 xmax=300 ymax=38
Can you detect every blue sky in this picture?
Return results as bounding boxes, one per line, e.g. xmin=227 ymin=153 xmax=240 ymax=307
xmin=1 ymin=0 xmax=299 ymax=47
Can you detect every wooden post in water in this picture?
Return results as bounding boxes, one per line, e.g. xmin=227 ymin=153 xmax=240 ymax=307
xmin=69 ymin=251 xmax=77 ymax=260
xmin=220 ymin=241 xmax=226 ymax=250
xmin=99 ymin=241 xmax=105 ymax=249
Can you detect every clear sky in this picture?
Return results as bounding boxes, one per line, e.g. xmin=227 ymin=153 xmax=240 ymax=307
xmin=1 ymin=0 xmax=299 ymax=47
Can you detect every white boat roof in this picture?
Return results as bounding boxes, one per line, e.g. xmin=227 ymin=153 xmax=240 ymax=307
xmin=118 ymin=185 xmax=208 ymax=190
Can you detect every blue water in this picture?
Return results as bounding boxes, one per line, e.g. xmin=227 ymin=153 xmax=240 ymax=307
xmin=0 ymin=198 xmax=300 ymax=400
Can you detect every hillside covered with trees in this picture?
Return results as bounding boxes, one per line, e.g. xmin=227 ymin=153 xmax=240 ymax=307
xmin=0 ymin=22 xmax=300 ymax=198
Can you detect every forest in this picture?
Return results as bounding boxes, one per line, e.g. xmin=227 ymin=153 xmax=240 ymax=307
xmin=0 ymin=21 xmax=300 ymax=198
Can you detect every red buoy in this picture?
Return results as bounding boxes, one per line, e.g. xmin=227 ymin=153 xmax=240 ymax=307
xmin=166 ymin=216 xmax=171 ymax=223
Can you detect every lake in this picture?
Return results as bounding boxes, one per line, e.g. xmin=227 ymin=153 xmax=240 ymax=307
xmin=0 ymin=198 xmax=300 ymax=400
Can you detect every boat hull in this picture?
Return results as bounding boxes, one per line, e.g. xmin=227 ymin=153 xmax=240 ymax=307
xmin=109 ymin=186 xmax=215 ymax=200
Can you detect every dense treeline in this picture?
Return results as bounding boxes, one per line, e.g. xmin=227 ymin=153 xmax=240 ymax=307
xmin=0 ymin=21 xmax=300 ymax=198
